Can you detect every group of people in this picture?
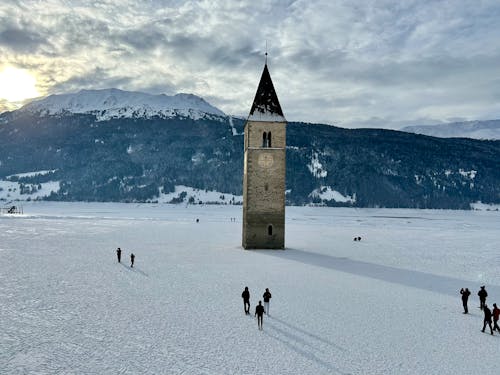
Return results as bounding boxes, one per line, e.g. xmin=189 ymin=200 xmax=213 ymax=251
xmin=241 ymin=287 xmax=272 ymax=330
xmin=116 ymin=247 xmax=135 ymax=267
xmin=460 ymin=285 xmax=500 ymax=335
xmin=114 ymin=246 xmax=499 ymax=337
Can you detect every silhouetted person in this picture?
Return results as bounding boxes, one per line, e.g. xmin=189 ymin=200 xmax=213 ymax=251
xmin=493 ymin=303 xmax=500 ymax=332
xmin=460 ymin=288 xmax=471 ymax=314
xmin=482 ymin=304 xmax=494 ymax=335
xmin=255 ymin=301 xmax=265 ymax=330
xmin=358 ymin=236 xmax=361 ymax=241
xmin=196 ymin=218 xmax=199 ymax=223
xmin=116 ymin=247 xmax=122 ymax=263
xmin=130 ymin=253 xmax=135 ymax=268
xmin=263 ymin=288 xmax=272 ymax=316
xmin=241 ymin=286 xmax=250 ymax=315
xmin=478 ymin=286 xmax=487 ymax=310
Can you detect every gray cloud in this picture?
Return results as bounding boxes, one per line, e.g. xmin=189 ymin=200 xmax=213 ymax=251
xmin=51 ymin=67 xmax=133 ymax=94
xmin=1 ymin=0 xmax=500 ymax=128
xmin=0 ymin=27 xmax=47 ymax=52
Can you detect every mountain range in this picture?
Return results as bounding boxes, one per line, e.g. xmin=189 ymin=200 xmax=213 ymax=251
xmin=401 ymin=120 xmax=500 ymax=140
xmin=0 ymin=89 xmax=499 ymax=209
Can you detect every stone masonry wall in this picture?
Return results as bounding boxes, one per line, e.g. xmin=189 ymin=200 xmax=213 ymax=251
xmin=243 ymin=120 xmax=286 ymax=249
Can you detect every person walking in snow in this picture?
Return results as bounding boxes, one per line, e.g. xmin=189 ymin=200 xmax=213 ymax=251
xmin=482 ymin=304 xmax=494 ymax=335
xmin=263 ymin=288 xmax=272 ymax=316
xmin=241 ymin=286 xmax=250 ymax=315
xmin=255 ymin=301 xmax=265 ymax=330
xmin=492 ymin=303 xmax=500 ymax=332
xmin=116 ymin=247 xmax=122 ymax=263
xmin=460 ymin=288 xmax=471 ymax=314
xmin=130 ymin=253 xmax=135 ymax=268
xmin=478 ymin=286 xmax=488 ymax=310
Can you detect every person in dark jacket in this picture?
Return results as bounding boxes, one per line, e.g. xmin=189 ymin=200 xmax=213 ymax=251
xmin=263 ymin=288 xmax=272 ymax=316
xmin=130 ymin=253 xmax=135 ymax=268
xmin=482 ymin=304 xmax=494 ymax=335
xmin=478 ymin=286 xmax=488 ymax=310
xmin=492 ymin=303 xmax=500 ymax=332
xmin=255 ymin=301 xmax=265 ymax=330
xmin=241 ymin=287 xmax=250 ymax=315
xmin=116 ymin=247 xmax=122 ymax=263
xmin=460 ymin=288 xmax=471 ymax=314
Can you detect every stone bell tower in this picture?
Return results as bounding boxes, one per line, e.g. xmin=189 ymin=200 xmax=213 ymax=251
xmin=242 ymin=62 xmax=286 ymax=249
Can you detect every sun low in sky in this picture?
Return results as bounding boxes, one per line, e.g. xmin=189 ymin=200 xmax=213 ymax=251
xmin=0 ymin=66 xmax=40 ymax=104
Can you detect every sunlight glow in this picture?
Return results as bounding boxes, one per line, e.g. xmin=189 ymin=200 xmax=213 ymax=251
xmin=0 ymin=67 xmax=40 ymax=102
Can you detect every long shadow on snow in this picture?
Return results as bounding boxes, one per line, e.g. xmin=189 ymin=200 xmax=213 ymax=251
xmin=269 ymin=316 xmax=345 ymax=352
xmin=258 ymin=248 xmax=500 ymax=298
xmin=263 ymin=326 xmax=349 ymax=375
xmin=119 ymin=262 xmax=149 ymax=277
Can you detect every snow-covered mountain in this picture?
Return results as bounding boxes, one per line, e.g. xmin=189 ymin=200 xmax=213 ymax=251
xmin=401 ymin=119 xmax=500 ymax=140
xmin=2 ymin=91 xmax=499 ymax=208
xmin=20 ymin=88 xmax=226 ymax=121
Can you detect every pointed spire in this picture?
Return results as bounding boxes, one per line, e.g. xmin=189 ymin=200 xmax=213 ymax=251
xmin=248 ymin=62 xmax=286 ymax=122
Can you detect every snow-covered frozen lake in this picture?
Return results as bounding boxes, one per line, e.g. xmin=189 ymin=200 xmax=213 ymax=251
xmin=1 ymin=202 xmax=499 ymax=374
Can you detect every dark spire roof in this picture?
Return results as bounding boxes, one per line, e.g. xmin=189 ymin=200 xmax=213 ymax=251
xmin=248 ymin=64 xmax=286 ymax=122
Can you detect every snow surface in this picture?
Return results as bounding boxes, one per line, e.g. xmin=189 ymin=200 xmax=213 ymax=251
xmin=0 ymin=180 xmax=240 ymax=205
xmin=307 ymin=152 xmax=328 ymax=178
xmin=20 ymin=89 xmax=225 ymax=121
xmin=309 ymin=186 xmax=355 ymax=203
xmin=470 ymin=201 xmax=500 ymax=211
xmin=1 ymin=203 xmax=500 ymax=375
xmin=248 ymin=111 xmax=286 ymax=122
xmin=228 ymin=116 xmax=242 ymax=136
xmin=458 ymin=169 xmax=477 ymax=179
xmin=0 ymin=180 xmax=60 ymax=201
xmin=6 ymin=170 xmax=57 ymax=179
xmin=157 ymin=185 xmax=242 ymax=205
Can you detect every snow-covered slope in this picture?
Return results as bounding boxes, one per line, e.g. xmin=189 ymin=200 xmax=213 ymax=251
xmin=20 ymin=88 xmax=226 ymax=121
xmin=401 ymin=120 xmax=500 ymax=140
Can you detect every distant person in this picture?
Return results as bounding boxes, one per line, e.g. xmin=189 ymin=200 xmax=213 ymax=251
xmin=263 ymin=288 xmax=272 ymax=316
xmin=241 ymin=286 xmax=250 ymax=315
xmin=116 ymin=247 xmax=122 ymax=263
xmin=493 ymin=303 xmax=500 ymax=332
xmin=130 ymin=253 xmax=135 ymax=268
xmin=196 ymin=218 xmax=199 ymax=223
xmin=478 ymin=286 xmax=488 ymax=310
xmin=255 ymin=301 xmax=265 ymax=330
xmin=482 ymin=304 xmax=494 ymax=335
xmin=460 ymin=288 xmax=471 ymax=314
xmin=353 ymin=237 xmax=358 ymax=241
xmin=357 ymin=236 xmax=362 ymax=241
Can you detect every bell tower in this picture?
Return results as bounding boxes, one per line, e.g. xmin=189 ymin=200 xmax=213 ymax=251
xmin=242 ymin=62 xmax=286 ymax=249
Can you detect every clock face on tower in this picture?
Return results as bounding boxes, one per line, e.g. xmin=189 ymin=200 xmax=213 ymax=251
xmin=258 ymin=153 xmax=274 ymax=168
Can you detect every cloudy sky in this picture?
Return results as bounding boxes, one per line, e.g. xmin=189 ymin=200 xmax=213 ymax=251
xmin=1 ymin=0 xmax=500 ymax=128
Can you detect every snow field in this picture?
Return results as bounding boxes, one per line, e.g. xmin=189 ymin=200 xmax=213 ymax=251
xmin=1 ymin=203 xmax=499 ymax=374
